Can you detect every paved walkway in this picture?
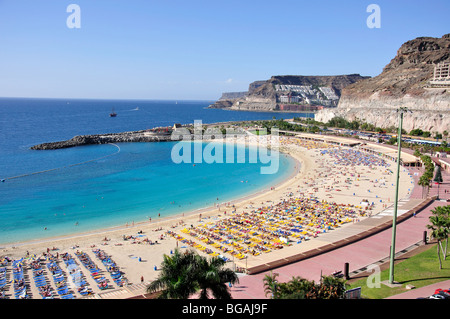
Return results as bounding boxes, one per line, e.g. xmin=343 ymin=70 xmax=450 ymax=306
xmin=230 ymin=158 xmax=450 ymax=299
xmin=386 ymin=279 xmax=450 ymax=299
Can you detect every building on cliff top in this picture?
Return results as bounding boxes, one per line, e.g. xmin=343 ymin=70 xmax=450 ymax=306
xmin=430 ymin=61 xmax=450 ymax=87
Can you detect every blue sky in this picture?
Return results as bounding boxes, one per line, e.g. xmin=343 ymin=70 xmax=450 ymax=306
xmin=0 ymin=0 xmax=448 ymax=100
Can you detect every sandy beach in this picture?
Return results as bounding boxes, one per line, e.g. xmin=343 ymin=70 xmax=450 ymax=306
xmin=0 ymin=134 xmax=414 ymax=299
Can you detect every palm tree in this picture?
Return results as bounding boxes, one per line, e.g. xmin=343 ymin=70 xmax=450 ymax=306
xmin=427 ymin=206 xmax=450 ymax=269
xmin=413 ymin=149 xmax=422 ymax=158
xmin=146 ymin=249 xmax=199 ymax=299
xmin=418 ymin=155 xmax=435 ymax=198
xmin=429 ymin=205 xmax=450 ymax=261
xmin=433 ymin=165 xmax=443 ymax=199
xmin=440 ymin=206 xmax=450 ymax=260
xmin=194 ymin=254 xmax=239 ymax=299
xmin=418 ymin=174 xmax=431 ymax=199
xmin=263 ymin=272 xmax=280 ymax=299
xmin=147 ymin=249 xmax=239 ymax=299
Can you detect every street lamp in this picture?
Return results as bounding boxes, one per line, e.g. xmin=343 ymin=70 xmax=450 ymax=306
xmin=389 ymin=107 xmax=412 ymax=285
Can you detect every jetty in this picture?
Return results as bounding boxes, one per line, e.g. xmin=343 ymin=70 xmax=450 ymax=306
xmin=30 ymin=122 xmax=248 ymax=151
xmin=30 ymin=128 xmax=181 ymax=150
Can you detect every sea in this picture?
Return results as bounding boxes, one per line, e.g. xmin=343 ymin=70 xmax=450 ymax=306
xmin=0 ymin=98 xmax=312 ymax=245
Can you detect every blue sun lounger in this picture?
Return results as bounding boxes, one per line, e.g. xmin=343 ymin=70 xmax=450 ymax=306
xmin=57 ymin=286 xmax=69 ymax=295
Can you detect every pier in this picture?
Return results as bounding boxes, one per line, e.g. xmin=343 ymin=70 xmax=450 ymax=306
xmin=30 ymin=129 xmax=179 ymax=150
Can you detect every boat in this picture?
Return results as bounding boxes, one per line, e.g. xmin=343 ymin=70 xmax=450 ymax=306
xmin=110 ymin=108 xmax=117 ymax=117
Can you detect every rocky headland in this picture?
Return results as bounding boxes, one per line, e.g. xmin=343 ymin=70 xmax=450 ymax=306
xmin=315 ymin=34 xmax=450 ymax=133
xmin=209 ymin=75 xmax=369 ymax=112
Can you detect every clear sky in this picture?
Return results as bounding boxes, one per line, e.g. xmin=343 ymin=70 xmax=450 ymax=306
xmin=0 ymin=0 xmax=448 ymax=100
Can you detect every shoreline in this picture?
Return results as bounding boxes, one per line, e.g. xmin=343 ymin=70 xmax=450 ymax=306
xmin=0 ymin=134 xmax=415 ymax=299
xmin=0 ymin=136 xmax=301 ymax=249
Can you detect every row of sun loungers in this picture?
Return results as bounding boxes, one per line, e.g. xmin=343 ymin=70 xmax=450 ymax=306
xmin=166 ymin=231 xmax=228 ymax=259
xmin=92 ymin=249 xmax=127 ymax=287
xmin=1 ymin=249 xmax=129 ymax=299
xmin=61 ymin=253 xmax=93 ymax=297
xmin=1 ymin=256 xmax=68 ymax=299
xmin=2 ymin=254 xmax=96 ymax=299
xmin=13 ymin=259 xmax=29 ymax=299
xmin=168 ymin=195 xmax=361 ymax=261
xmin=0 ymin=265 xmax=6 ymax=299
xmin=30 ymin=258 xmax=54 ymax=299
xmin=75 ymin=250 xmax=110 ymax=290
xmin=0 ymin=263 xmax=7 ymax=292
xmin=46 ymin=258 xmax=75 ymax=299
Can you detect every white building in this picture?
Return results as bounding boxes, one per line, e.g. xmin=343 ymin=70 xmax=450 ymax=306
xmin=280 ymin=95 xmax=300 ymax=103
xmin=430 ymin=62 xmax=450 ymax=87
xmin=319 ymin=87 xmax=339 ymax=100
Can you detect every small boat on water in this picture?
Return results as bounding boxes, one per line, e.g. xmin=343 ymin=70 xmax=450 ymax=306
xmin=110 ymin=108 xmax=117 ymax=117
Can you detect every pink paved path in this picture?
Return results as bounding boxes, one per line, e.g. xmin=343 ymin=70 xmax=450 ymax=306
xmin=230 ymin=161 xmax=450 ymax=299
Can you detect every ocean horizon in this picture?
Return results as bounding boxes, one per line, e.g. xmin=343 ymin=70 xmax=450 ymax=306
xmin=0 ymin=98 xmax=306 ymax=244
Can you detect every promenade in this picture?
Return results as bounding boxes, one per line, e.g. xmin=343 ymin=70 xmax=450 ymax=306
xmin=230 ymin=156 xmax=450 ymax=299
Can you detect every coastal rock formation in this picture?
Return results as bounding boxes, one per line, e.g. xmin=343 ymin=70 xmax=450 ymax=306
xmin=209 ymin=75 xmax=369 ymax=112
xmin=315 ymin=34 xmax=450 ymax=133
xmin=209 ymin=92 xmax=247 ymax=109
xmin=219 ymin=92 xmax=247 ymax=100
xmin=30 ymin=123 xmax=243 ymax=151
xmin=30 ymin=130 xmax=179 ymax=150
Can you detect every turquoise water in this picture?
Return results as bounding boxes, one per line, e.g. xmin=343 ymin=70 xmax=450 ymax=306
xmin=0 ymin=98 xmax=303 ymax=245
xmin=0 ymin=141 xmax=295 ymax=244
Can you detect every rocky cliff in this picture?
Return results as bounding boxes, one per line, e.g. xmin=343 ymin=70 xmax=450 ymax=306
xmin=315 ymin=34 xmax=450 ymax=133
xmin=210 ymin=74 xmax=369 ymax=112
xmin=209 ymin=91 xmax=248 ymax=109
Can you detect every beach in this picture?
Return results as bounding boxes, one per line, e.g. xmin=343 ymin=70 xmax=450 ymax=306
xmin=0 ymin=134 xmax=414 ymax=299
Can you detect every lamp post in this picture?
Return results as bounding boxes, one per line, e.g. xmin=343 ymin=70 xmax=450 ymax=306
xmin=388 ymin=107 xmax=410 ymax=285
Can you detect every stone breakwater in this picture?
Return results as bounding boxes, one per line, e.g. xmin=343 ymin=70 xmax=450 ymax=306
xmin=30 ymin=130 xmax=181 ymax=150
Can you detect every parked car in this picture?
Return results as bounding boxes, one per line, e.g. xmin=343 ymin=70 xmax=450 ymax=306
xmin=428 ymin=289 xmax=450 ymax=299
xmin=434 ymin=289 xmax=450 ymax=298
xmin=435 ymin=288 xmax=450 ymax=294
